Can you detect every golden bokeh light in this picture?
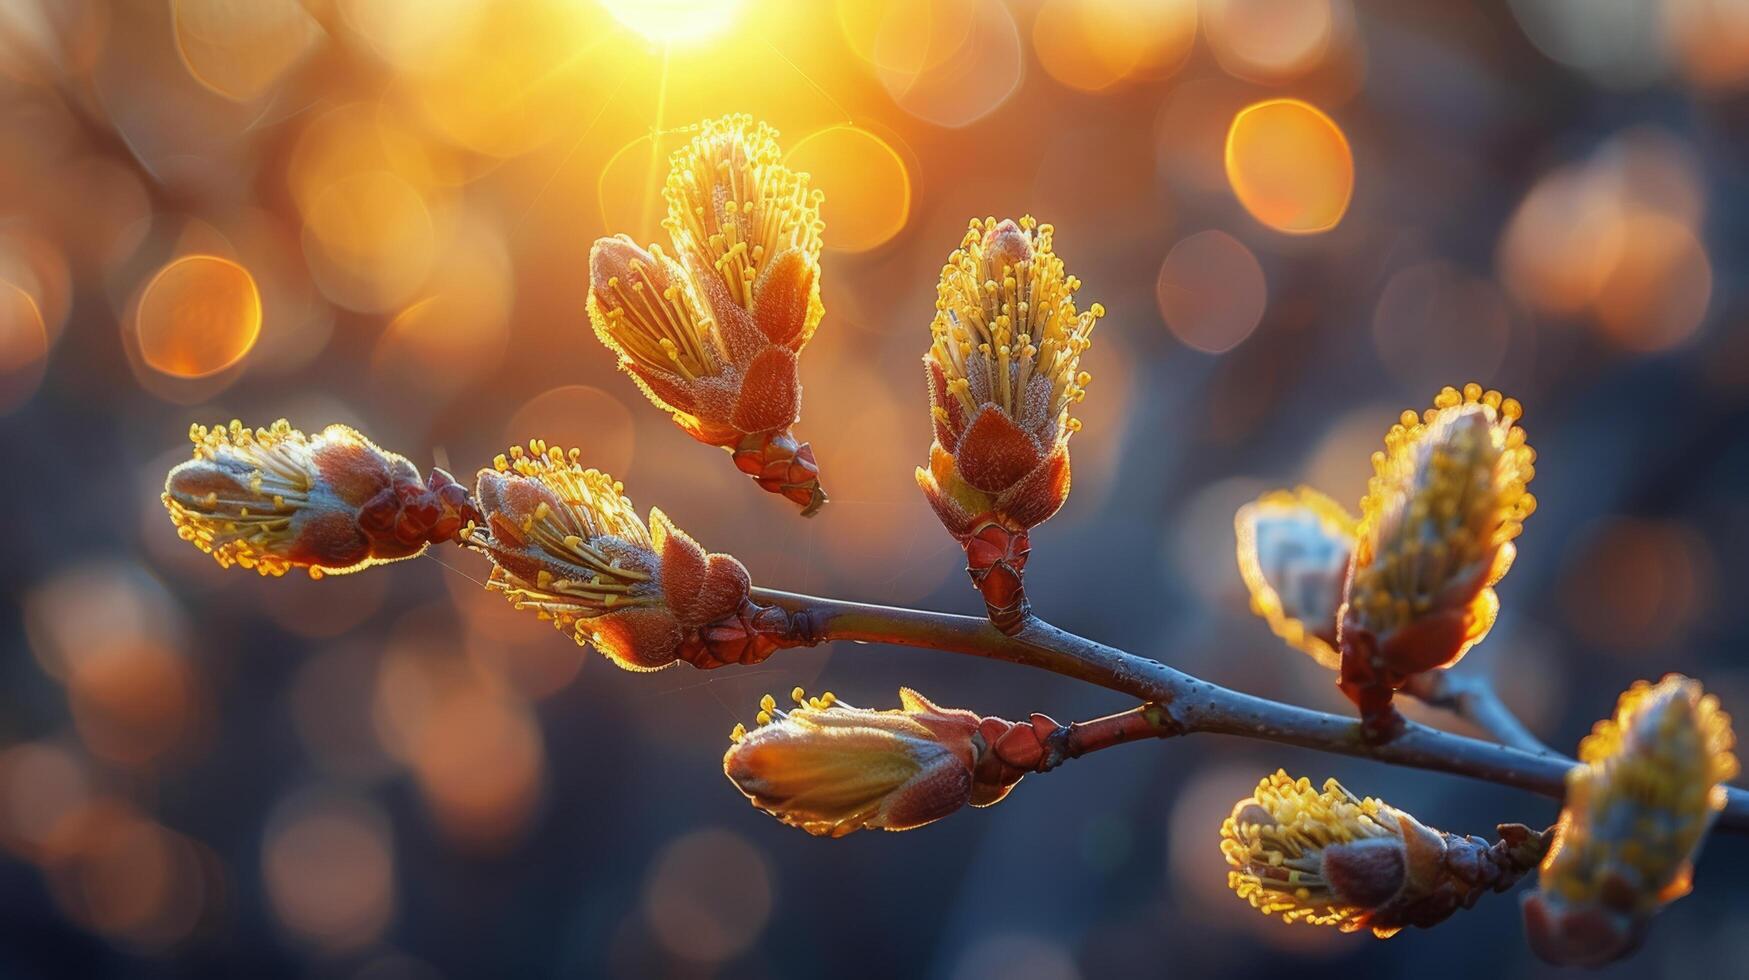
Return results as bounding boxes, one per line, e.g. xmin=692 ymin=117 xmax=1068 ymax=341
xmin=1155 ymin=230 xmax=1267 ymax=354
xmin=1497 ymin=162 xmax=1622 ymax=316
xmin=1591 ymin=209 xmax=1711 ymax=351
xmin=339 ymin=0 xmax=483 ymax=70
xmin=1561 ymin=517 xmax=1713 ymax=654
xmin=264 ymin=791 xmax=395 ymax=950
xmin=1033 ymin=0 xmax=1197 ymax=93
xmin=170 ymin=0 xmax=322 ymax=102
xmin=877 ymin=0 xmax=1022 ymax=128
xmin=784 ymin=124 xmax=911 ymax=252
xmin=504 ymin=385 xmax=636 ymax=477
xmin=44 ymin=802 xmax=209 ymax=950
xmin=373 ymin=631 xmax=545 ymax=851
xmin=596 ymin=128 xmax=693 ymax=247
xmin=600 ymin=0 xmax=743 ymax=46
xmin=1664 ymin=0 xmax=1749 ymax=91
xmin=134 ymin=254 xmax=262 ymax=378
xmin=372 ymin=210 xmax=514 ymax=397
xmin=67 ymin=640 xmax=199 ymax=769
xmin=301 ymin=170 xmax=438 ymax=313
xmin=0 ymin=229 xmax=71 ymax=345
xmin=1497 ymin=127 xmax=1713 ymax=350
xmin=642 ymin=829 xmax=773 ymax=963
xmin=1204 ymin=0 xmax=1338 ymax=83
xmin=0 ymin=279 xmax=48 ymax=412
xmin=1371 ymin=260 xmax=1512 ymax=391
xmin=836 ymin=0 xmax=976 ymax=77
xmin=399 ymin=0 xmax=607 ymax=158
xmin=1225 ymin=98 xmax=1354 ymax=234
xmin=288 ymin=103 xmax=466 ymax=215
xmin=0 ymin=741 xmax=94 ymax=864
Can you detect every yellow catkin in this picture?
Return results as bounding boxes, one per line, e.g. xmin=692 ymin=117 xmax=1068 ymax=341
xmin=1220 ymin=770 xmax=1403 ymax=933
xmin=926 ymin=216 xmax=1103 ymax=440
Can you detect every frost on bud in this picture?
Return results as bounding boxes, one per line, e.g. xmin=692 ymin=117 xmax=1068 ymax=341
xmin=917 ymin=216 xmax=1103 ymax=633
xmin=723 ymin=688 xmax=1070 ymax=837
xmin=1337 ymin=384 xmax=1536 ymax=737
xmin=463 ymin=441 xmax=808 ymax=671
xmin=1234 ymin=486 xmax=1357 ymax=670
xmin=586 ymin=114 xmax=827 ymax=515
xmin=162 ymin=419 xmax=477 ymax=578
xmin=1523 ymin=675 xmax=1738 ymax=967
xmin=1222 ymin=771 xmax=1550 ymax=938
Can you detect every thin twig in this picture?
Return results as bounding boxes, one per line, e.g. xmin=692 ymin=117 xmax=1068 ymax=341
xmin=1403 ymin=669 xmax=1555 ymax=757
xmin=750 ymin=587 xmax=1749 ymax=834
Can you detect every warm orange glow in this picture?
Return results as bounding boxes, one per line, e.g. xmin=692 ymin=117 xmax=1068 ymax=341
xmin=876 ymin=0 xmax=1022 ymax=127
xmin=1497 ymin=128 xmax=1712 ymax=351
xmin=0 ymin=279 xmax=47 ymax=379
xmin=1592 ymin=210 xmax=1711 ymax=352
xmin=1371 ymin=261 xmax=1511 ymax=392
xmin=504 ymin=385 xmax=636 ymax=477
xmin=1562 ymin=518 xmax=1713 ymax=654
xmin=171 ymin=0 xmax=322 ymax=101
xmin=0 ymin=742 xmax=93 ymax=863
xmin=372 ymin=211 xmax=513 ymax=396
xmin=596 ymin=129 xmax=691 ymax=246
xmin=1225 ymin=98 xmax=1354 ymax=234
xmin=264 ymin=793 xmax=394 ymax=950
xmin=784 ymin=125 xmax=911 ymax=252
xmin=837 ymin=0 xmax=976 ymax=76
xmin=1204 ymin=0 xmax=1337 ymax=82
xmin=301 ymin=171 xmax=437 ymax=313
xmin=600 ymin=0 xmax=743 ymax=46
xmin=642 ymin=829 xmax=773 ymax=963
xmin=1665 ymin=0 xmax=1749 ymax=91
xmin=1033 ymin=0 xmax=1197 ymax=92
xmin=135 ymin=254 xmax=262 ymax=378
xmin=1155 ymin=230 xmax=1267 ymax=353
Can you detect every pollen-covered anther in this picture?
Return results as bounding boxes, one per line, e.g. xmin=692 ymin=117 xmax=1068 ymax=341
xmin=1523 ymin=675 xmax=1738 ymax=967
xmin=1336 ymin=383 xmax=1536 ymax=738
xmin=161 ymin=419 xmax=475 ymax=578
xmin=586 ymin=115 xmax=829 ymax=514
xmin=1221 ymin=771 xmax=1550 ymax=938
xmin=917 ymin=216 xmax=1103 ymax=632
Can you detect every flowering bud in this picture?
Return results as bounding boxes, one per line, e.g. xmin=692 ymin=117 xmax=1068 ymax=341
xmin=1234 ymin=486 xmax=1357 ymax=670
xmin=462 ymin=441 xmax=807 ymax=671
xmin=587 ymin=114 xmax=827 ymax=515
xmin=917 ymin=216 xmax=1103 ymax=632
xmin=723 ymin=687 xmax=1075 ymax=837
xmin=162 ymin=419 xmax=477 ymax=578
xmin=1337 ymin=384 xmax=1536 ymax=735
xmin=1222 ymin=770 xmax=1550 ymax=938
xmin=1522 ymin=675 xmax=1738 ymax=967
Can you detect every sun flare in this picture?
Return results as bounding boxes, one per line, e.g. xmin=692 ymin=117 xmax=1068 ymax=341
xmin=598 ymin=0 xmax=744 ymax=46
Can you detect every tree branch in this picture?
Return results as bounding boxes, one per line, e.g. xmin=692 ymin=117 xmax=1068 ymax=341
xmin=750 ymin=587 xmax=1749 ymax=834
xmin=1403 ymin=669 xmax=1555 ymax=756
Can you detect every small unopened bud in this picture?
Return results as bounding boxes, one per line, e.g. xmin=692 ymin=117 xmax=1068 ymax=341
xmin=586 ymin=114 xmax=827 ymax=515
xmin=917 ymin=216 xmax=1103 ymax=632
xmin=1221 ymin=770 xmax=1550 ymax=938
xmin=724 ymin=687 xmax=984 ymax=837
xmin=1234 ymin=486 xmax=1358 ymax=670
xmin=1337 ymin=384 xmax=1536 ymax=735
xmin=1522 ymin=675 xmax=1738 ymax=967
xmin=162 ymin=419 xmax=477 ymax=578
xmin=464 ymin=441 xmax=808 ymax=671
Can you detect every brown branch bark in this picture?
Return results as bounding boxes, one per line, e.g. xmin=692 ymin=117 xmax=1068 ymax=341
xmin=749 ymin=587 xmax=1749 ymax=835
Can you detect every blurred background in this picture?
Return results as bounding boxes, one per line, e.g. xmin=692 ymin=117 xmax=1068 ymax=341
xmin=1 ymin=0 xmax=1747 ymax=976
